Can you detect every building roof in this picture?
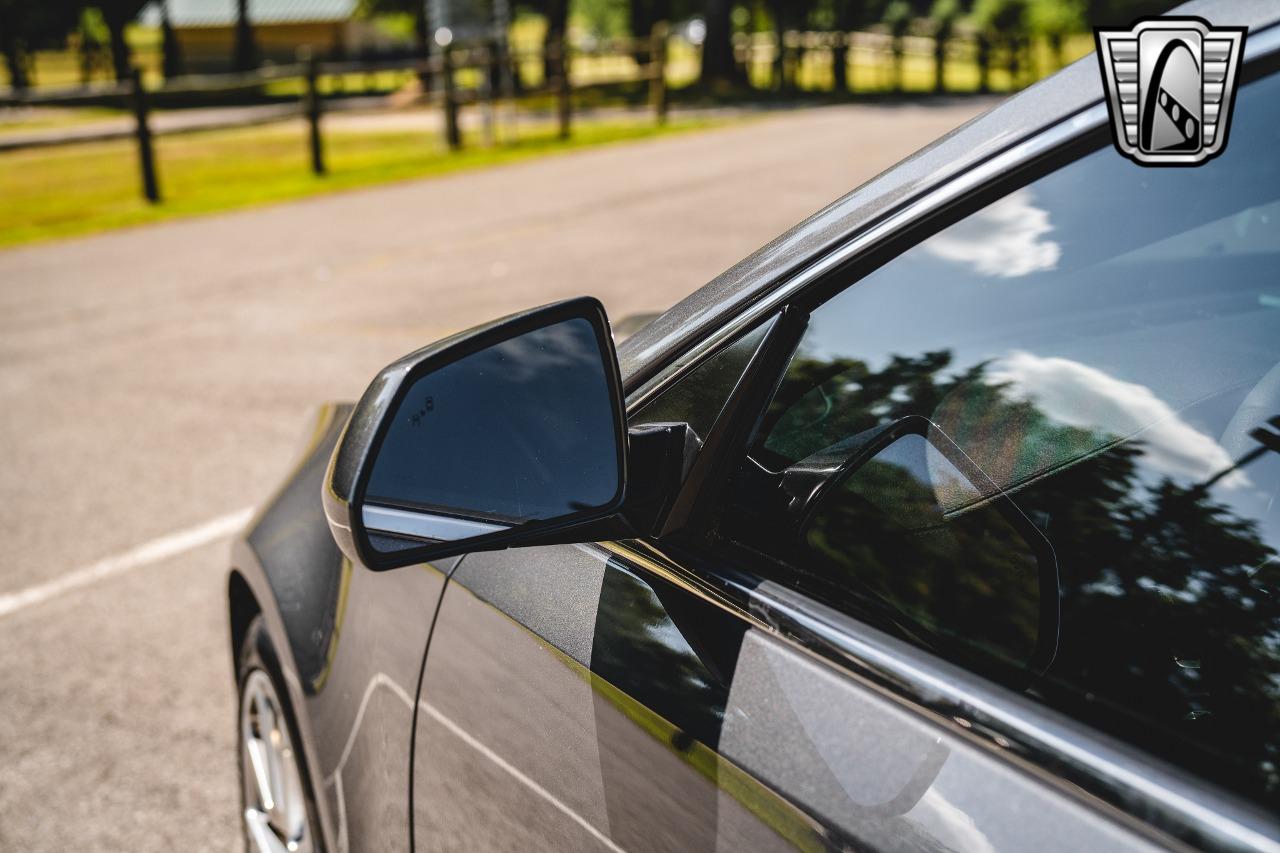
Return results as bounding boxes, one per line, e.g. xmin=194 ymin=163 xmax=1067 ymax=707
xmin=141 ymin=0 xmax=358 ymax=28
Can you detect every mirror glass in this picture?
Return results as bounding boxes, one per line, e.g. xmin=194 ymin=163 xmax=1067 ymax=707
xmin=362 ymin=316 xmax=621 ymax=552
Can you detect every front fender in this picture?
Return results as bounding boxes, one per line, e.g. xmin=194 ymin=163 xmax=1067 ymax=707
xmin=229 ymin=401 xmax=354 ymax=852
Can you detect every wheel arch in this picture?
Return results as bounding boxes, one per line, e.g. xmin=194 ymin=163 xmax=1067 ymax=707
xmin=228 ymin=568 xmax=261 ymax=678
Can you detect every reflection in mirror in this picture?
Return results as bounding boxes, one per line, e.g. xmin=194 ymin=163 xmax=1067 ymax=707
xmin=363 ymin=316 xmax=620 ymax=550
xmin=803 ymin=428 xmax=1050 ymax=672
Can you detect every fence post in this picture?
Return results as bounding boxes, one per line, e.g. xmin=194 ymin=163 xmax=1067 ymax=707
xmin=484 ymin=39 xmax=500 ymax=146
xmin=649 ymin=22 xmax=668 ymax=125
xmin=487 ymin=37 xmax=503 ymax=101
xmin=129 ymin=68 xmax=161 ymax=204
xmin=303 ymin=51 xmax=326 ymax=175
xmin=442 ymin=43 xmax=461 ymax=150
xmin=977 ymin=34 xmax=991 ymax=93
xmin=554 ymin=38 xmax=571 ymax=140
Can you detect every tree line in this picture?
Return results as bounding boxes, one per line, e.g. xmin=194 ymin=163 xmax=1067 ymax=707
xmin=1 ymin=0 xmax=1172 ymax=93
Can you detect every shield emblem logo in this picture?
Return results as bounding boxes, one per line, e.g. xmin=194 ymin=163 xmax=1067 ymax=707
xmin=1095 ymin=17 xmax=1246 ymax=166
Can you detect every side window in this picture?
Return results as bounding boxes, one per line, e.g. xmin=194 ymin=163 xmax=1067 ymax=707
xmin=726 ymin=70 xmax=1280 ymax=807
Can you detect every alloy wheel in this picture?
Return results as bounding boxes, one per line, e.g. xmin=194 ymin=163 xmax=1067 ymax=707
xmin=240 ymin=669 xmax=314 ymax=853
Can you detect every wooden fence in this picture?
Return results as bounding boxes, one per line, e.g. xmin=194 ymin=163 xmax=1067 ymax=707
xmin=1 ymin=29 xmax=670 ymax=205
xmin=1 ymin=23 xmax=1061 ymax=204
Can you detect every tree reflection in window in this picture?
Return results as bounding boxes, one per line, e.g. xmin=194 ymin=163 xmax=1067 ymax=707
xmin=734 ymin=349 xmax=1280 ymax=805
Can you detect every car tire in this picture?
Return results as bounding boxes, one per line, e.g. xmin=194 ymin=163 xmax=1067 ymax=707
xmin=236 ymin=615 xmax=323 ymax=853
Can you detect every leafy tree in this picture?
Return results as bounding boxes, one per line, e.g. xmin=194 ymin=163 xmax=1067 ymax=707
xmin=533 ymin=0 xmax=569 ymax=86
xmin=0 ymin=0 xmax=81 ymax=91
xmin=0 ymin=0 xmax=34 ymax=91
xmin=576 ymin=0 xmax=627 ymax=37
xmin=881 ymin=0 xmax=913 ymax=91
xmin=700 ymin=0 xmax=736 ymax=89
xmin=92 ymin=0 xmax=148 ymax=81
xmin=626 ymin=0 xmax=672 ymax=65
xmin=763 ymin=0 xmax=818 ymax=91
xmin=970 ymin=0 xmax=1031 ymax=88
xmin=1083 ymin=0 xmax=1166 ymax=27
xmin=361 ymin=0 xmax=431 ymax=58
xmin=360 ymin=0 xmax=433 ymax=91
xmin=823 ymin=0 xmax=887 ymax=94
xmin=629 ymin=0 xmax=671 ymax=37
xmin=929 ymin=0 xmax=963 ymax=92
xmin=1027 ymin=0 xmax=1082 ymax=71
xmin=75 ymin=7 xmax=109 ymax=84
xmin=827 ymin=0 xmax=854 ymax=92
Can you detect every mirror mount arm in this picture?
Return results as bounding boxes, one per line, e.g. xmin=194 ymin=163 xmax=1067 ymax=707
xmin=522 ymin=422 xmax=701 ymax=546
xmin=618 ymin=422 xmax=701 ymax=535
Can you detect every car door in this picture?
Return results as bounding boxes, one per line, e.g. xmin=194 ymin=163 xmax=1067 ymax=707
xmin=409 ymin=319 xmax=1167 ymax=853
xmin=412 ymin=55 xmax=1280 ymax=853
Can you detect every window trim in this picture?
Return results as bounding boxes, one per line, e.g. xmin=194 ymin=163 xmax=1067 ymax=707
xmin=744 ymin=577 xmax=1280 ymax=852
xmin=626 ymin=24 xmax=1280 ymax=851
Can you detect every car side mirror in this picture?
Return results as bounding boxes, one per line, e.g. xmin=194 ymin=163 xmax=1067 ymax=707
xmin=323 ymin=298 xmax=628 ymax=570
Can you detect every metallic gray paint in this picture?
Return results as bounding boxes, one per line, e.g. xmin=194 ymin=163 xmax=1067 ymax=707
xmin=746 ymin=579 xmax=1280 ymax=851
xmin=450 ymin=544 xmax=608 ymax=667
xmin=414 ymin=576 xmax=613 ymax=851
xmin=724 ymin=629 xmax=1160 ymax=853
xmin=233 ymin=404 xmax=459 ymax=853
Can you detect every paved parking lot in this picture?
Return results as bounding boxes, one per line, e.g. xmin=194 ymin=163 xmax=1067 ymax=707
xmin=0 ymin=99 xmax=990 ymax=850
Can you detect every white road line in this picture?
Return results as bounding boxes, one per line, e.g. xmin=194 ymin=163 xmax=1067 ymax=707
xmin=328 ymin=672 xmax=415 ymax=780
xmin=0 ymin=507 xmax=254 ymax=618
xmin=326 ymin=673 xmax=622 ymax=852
xmin=417 ymin=698 xmax=626 ymax=853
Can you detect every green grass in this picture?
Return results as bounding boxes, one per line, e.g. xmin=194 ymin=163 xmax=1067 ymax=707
xmin=0 ymin=106 xmax=125 ymax=135
xmin=0 ymin=113 xmax=723 ymax=249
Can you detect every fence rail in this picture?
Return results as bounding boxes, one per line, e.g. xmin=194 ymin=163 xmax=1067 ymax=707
xmin=1 ymin=30 xmax=670 ymax=204
xmin=1 ymin=24 xmax=1054 ymax=204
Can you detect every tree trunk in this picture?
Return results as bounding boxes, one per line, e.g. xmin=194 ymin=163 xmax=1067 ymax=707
xmin=977 ymin=34 xmax=990 ymax=93
xmin=630 ymin=0 xmax=654 ymax=66
xmin=79 ymin=35 xmax=93 ymax=85
xmin=542 ymin=0 xmax=568 ymax=86
xmin=1049 ymin=32 xmax=1063 ymax=71
xmin=700 ymin=0 xmax=735 ymax=88
xmin=3 ymin=46 xmax=27 ymax=92
xmin=933 ymin=32 xmax=946 ymax=93
xmin=413 ymin=0 xmax=429 ymax=58
xmin=770 ymin=1 xmax=785 ymax=90
xmin=161 ymin=1 xmax=183 ymax=79
xmin=0 ymin=4 xmax=28 ymax=91
xmin=104 ymin=11 xmax=132 ymax=82
xmin=234 ymin=0 xmax=257 ymax=71
xmin=832 ymin=0 xmax=854 ymax=95
xmin=832 ymin=33 xmax=848 ymax=93
xmin=413 ymin=0 xmax=432 ymax=90
xmin=1 ymin=23 xmax=28 ymax=92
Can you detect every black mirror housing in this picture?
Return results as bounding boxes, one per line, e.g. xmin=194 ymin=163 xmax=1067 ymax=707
xmin=323 ymin=298 xmax=628 ymax=570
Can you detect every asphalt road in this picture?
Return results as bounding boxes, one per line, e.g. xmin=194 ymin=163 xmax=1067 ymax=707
xmin=0 ymin=99 xmax=990 ymax=851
